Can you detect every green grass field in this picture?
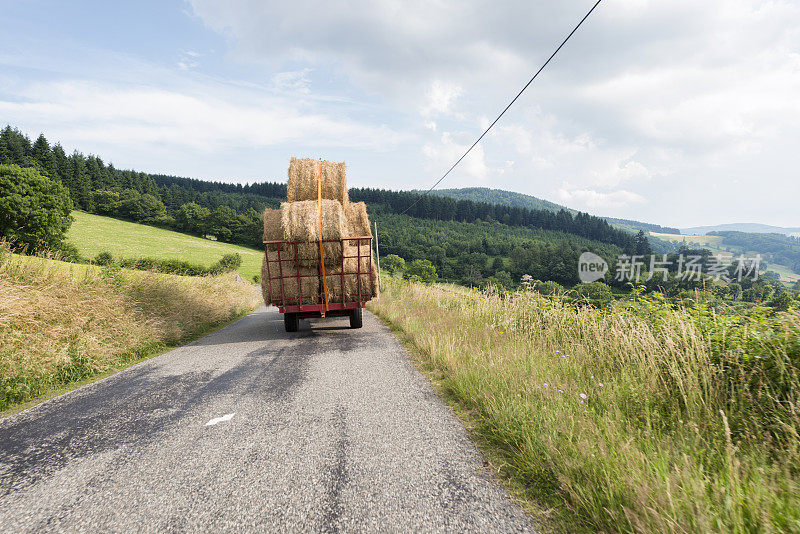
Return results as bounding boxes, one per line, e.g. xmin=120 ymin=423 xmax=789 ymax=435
xmin=767 ymin=263 xmax=800 ymax=283
xmin=649 ymin=231 xmax=725 ymax=248
xmin=67 ymin=211 xmax=263 ymax=280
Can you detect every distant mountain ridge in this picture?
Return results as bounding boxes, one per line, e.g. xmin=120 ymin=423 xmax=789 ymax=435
xmin=421 ymin=187 xmax=681 ymax=234
xmin=422 ymin=187 xmax=572 ymax=214
xmin=682 ymin=223 xmax=800 ymax=236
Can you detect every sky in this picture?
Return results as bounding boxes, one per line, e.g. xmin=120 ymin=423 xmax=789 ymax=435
xmin=1 ymin=0 xmax=798 ymax=228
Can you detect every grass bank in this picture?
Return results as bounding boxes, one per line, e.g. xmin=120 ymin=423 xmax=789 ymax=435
xmin=369 ymin=278 xmax=800 ymax=533
xmin=0 ymin=245 xmax=261 ymax=411
xmin=67 ymin=211 xmax=263 ymax=280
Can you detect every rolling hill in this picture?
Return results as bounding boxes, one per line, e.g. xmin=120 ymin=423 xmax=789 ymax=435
xmin=649 ymin=229 xmax=800 ymax=280
xmin=682 ymin=223 xmax=800 ymax=236
xmin=67 ymin=211 xmax=264 ymax=280
xmin=423 ymin=187 xmax=572 ymax=214
xmin=422 ymin=187 xmax=681 ymax=234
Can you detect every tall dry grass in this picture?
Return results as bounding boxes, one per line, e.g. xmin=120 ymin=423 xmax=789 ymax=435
xmin=369 ymin=278 xmax=800 ymax=533
xmin=0 ymin=244 xmax=260 ymax=409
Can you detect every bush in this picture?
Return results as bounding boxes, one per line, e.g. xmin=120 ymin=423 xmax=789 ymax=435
xmin=94 ymin=251 xmax=114 ymax=266
xmin=117 ymin=190 xmax=167 ymax=222
xmin=92 ymin=190 xmax=120 ymax=215
xmin=571 ymin=281 xmax=613 ymax=308
xmin=176 ymin=202 xmax=210 ymax=235
xmin=0 ymin=164 xmax=73 ymax=252
xmin=382 ymin=254 xmax=406 ymax=275
xmin=533 ymin=280 xmax=564 ymax=296
xmin=119 ymin=257 xmax=208 ymax=276
xmin=769 ymin=292 xmax=795 ymax=312
xmin=405 ymin=259 xmax=437 ymax=283
xmin=116 ymin=253 xmax=242 ymax=277
xmin=494 ymin=270 xmax=514 ymax=289
xmin=56 ymin=242 xmax=85 ymax=263
xmin=209 ymin=253 xmax=242 ymax=274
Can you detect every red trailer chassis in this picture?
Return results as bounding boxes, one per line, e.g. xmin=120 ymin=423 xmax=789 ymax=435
xmin=263 ymin=236 xmax=375 ymax=331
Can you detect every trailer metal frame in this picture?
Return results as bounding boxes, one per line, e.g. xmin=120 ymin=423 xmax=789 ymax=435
xmin=262 ymin=236 xmax=375 ymax=319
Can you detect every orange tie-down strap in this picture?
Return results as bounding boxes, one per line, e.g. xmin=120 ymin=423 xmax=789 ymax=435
xmin=317 ymin=162 xmax=329 ymax=312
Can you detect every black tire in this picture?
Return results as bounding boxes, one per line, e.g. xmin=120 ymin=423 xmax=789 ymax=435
xmin=284 ymin=313 xmax=299 ymax=332
xmin=349 ymin=308 xmax=363 ymax=329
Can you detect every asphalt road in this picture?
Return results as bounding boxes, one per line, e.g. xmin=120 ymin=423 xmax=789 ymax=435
xmin=0 ymin=306 xmax=535 ymax=532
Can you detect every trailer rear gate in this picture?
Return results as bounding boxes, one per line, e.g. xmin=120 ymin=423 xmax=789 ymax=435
xmin=263 ymin=236 xmax=375 ymax=331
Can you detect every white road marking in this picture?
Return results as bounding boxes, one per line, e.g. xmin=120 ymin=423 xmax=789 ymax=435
xmin=205 ymin=413 xmax=236 ymax=426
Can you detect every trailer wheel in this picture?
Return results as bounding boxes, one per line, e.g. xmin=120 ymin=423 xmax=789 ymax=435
xmin=349 ymin=308 xmax=363 ymax=329
xmin=284 ymin=313 xmax=299 ymax=332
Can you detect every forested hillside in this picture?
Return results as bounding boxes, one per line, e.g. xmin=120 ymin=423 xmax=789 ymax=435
xmin=425 ymin=186 xmax=571 ymax=213
xmin=426 ymin=186 xmax=681 ymax=234
xmin=0 ymin=125 xmax=647 ymax=286
xmin=369 ymin=209 xmax=624 ymax=286
xmin=712 ymin=231 xmax=800 ymax=274
xmin=602 ymin=216 xmax=680 ymax=235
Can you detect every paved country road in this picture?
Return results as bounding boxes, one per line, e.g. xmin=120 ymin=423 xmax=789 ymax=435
xmin=0 ymin=306 xmax=535 ymax=533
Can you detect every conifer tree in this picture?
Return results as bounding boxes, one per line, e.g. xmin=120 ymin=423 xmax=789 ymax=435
xmin=32 ymin=134 xmax=57 ymax=178
xmin=68 ymin=152 xmax=92 ymax=210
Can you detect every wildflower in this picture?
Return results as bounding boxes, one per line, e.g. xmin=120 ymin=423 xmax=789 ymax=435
xmin=579 ymin=393 xmax=587 ymax=400
xmin=558 ymin=389 xmax=564 ymax=394
xmin=555 ymin=350 xmax=560 ymax=353
xmin=516 ymin=394 xmax=521 ymax=398
xmin=590 ymin=375 xmax=594 ymax=379
xmin=599 ymin=382 xmax=604 ymax=387
xmin=543 ymin=383 xmax=548 ymax=388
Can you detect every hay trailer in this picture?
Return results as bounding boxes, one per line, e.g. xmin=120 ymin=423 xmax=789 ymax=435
xmin=263 ymin=236 xmax=376 ymax=332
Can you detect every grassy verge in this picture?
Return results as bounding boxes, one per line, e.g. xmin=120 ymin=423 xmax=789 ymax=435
xmin=368 ymin=277 xmax=800 ymax=533
xmin=67 ymin=211 xmax=263 ymax=280
xmin=0 ymin=245 xmax=261 ymax=411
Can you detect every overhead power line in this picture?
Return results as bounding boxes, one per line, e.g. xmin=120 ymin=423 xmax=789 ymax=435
xmin=402 ymin=0 xmax=603 ymax=214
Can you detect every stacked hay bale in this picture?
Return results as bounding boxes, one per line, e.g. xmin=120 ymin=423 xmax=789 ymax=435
xmin=261 ymin=158 xmax=378 ymax=307
xmin=340 ymin=201 xmax=379 ymax=301
xmin=286 ymin=158 xmax=349 ymax=205
xmin=261 ymin=207 xmax=321 ymax=306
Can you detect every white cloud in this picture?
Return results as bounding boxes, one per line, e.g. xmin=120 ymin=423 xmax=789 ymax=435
xmin=422 ymin=131 xmax=488 ymax=181
xmin=178 ymin=50 xmax=201 ymax=70
xmin=0 ymin=80 xmax=399 ymax=152
xmin=421 ymin=81 xmax=463 ymax=118
xmin=591 ymin=159 xmax=652 ymax=188
xmin=270 ymin=69 xmax=313 ymax=94
xmin=555 ymin=187 xmax=646 ymax=209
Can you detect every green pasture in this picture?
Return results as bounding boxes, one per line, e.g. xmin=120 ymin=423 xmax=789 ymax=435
xmin=67 ymin=211 xmax=262 ymax=280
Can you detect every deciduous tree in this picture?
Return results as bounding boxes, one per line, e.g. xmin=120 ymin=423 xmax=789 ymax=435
xmin=0 ymin=164 xmax=72 ymax=251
